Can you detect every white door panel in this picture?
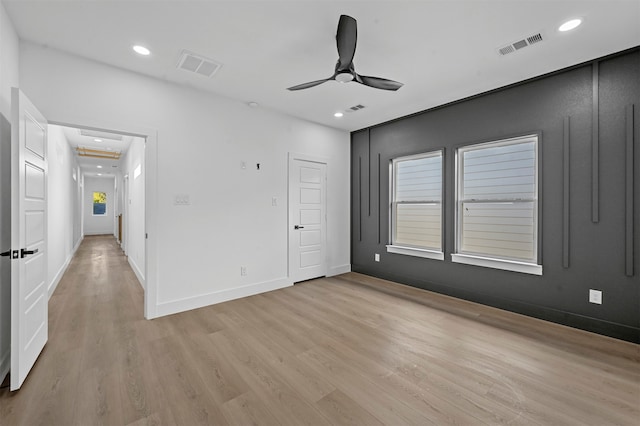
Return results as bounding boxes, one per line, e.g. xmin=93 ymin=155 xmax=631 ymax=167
xmin=300 ymin=250 xmax=322 ymax=268
xmin=24 ymin=255 xmax=45 ymax=297
xmin=24 ymin=114 xmax=45 ymax=158
xmin=300 ymin=230 xmax=321 ymax=246
xmin=300 ymin=187 xmax=321 ymax=204
xmin=300 ymin=166 xmax=322 ymax=183
xmin=11 ymin=88 xmax=48 ymax=391
xmin=25 ymin=164 xmax=45 ymax=199
xmin=300 ymin=209 xmax=321 ymax=225
xmin=289 ymin=156 xmax=327 ymax=283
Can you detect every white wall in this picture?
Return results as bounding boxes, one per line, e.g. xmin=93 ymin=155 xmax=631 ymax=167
xmin=47 ymin=125 xmax=82 ymax=296
xmin=0 ymin=0 xmax=19 ymax=382
xmin=83 ymin=176 xmax=115 ymax=235
xmin=121 ymin=137 xmax=145 ymax=287
xmin=19 ymin=42 xmax=350 ymax=318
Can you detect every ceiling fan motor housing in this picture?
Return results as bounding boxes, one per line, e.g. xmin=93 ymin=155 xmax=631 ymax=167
xmin=335 ymin=72 xmax=354 ymax=83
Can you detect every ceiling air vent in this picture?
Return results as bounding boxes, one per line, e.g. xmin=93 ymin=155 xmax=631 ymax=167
xmin=498 ymin=32 xmax=543 ymax=56
xmin=346 ymin=104 xmax=366 ymax=113
xmin=527 ymin=33 xmax=543 ymax=45
xmin=177 ymin=50 xmax=222 ymax=78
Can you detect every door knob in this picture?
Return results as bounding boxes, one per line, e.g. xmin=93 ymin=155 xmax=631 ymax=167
xmin=20 ymin=248 xmax=38 ymax=258
xmin=294 ymin=225 xmax=305 ymax=230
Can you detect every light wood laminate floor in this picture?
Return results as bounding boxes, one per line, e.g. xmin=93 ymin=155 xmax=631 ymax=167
xmin=1 ymin=235 xmax=638 ymax=425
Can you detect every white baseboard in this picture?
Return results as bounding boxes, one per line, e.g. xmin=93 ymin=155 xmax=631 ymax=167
xmin=48 ymin=237 xmax=83 ymax=298
xmin=128 ymin=257 xmax=145 ymax=290
xmin=327 ymin=264 xmax=351 ymax=277
xmin=155 ymin=277 xmax=292 ymax=318
xmin=0 ymin=348 xmax=9 ymax=385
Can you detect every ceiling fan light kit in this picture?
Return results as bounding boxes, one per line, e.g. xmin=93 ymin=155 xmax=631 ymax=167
xmin=287 ymin=15 xmax=403 ymax=91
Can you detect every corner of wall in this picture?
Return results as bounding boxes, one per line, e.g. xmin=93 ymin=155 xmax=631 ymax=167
xmin=0 ymin=346 xmax=9 ymax=385
xmin=328 ymin=264 xmax=351 ymax=277
xmin=128 ymin=256 xmax=145 ymax=290
xmin=155 ymin=277 xmax=293 ymax=318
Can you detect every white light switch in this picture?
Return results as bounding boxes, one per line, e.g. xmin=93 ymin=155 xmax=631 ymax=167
xmin=374 ymin=253 xmax=380 ymax=262
xmin=174 ymin=194 xmax=190 ymax=206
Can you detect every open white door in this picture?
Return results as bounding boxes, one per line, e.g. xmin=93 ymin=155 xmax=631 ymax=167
xmin=10 ymin=88 xmax=48 ymax=391
xmin=288 ymin=154 xmax=327 ymax=283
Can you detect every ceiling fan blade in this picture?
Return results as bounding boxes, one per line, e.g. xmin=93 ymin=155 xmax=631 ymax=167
xmin=287 ymin=78 xmax=333 ymax=91
xmin=356 ymin=74 xmax=403 ymax=91
xmin=336 ymin=15 xmax=357 ymax=71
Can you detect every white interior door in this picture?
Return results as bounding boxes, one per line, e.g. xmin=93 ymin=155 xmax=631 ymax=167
xmin=10 ymin=88 xmax=48 ymax=391
xmin=289 ymin=155 xmax=327 ymax=283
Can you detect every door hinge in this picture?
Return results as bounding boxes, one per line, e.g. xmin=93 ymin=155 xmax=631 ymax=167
xmin=145 ymin=233 xmax=148 ymax=239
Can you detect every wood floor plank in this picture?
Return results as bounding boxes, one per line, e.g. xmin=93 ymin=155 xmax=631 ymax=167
xmin=315 ymin=389 xmax=385 ymax=426
xmin=148 ymin=334 xmax=230 ymax=425
xmin=1 ymin=236 xmax=638 ymax=425
xmin=210 ymin=329 xmax=332 ymax=426
xmin=221 ymin=390 xmax=281 ymax=426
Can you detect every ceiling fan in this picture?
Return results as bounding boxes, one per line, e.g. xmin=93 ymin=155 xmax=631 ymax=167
xmin=287 ymin=15 xmax=403 ymax=91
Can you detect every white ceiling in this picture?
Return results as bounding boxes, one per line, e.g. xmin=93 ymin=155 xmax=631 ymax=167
xmin=57 ymin=124 xmax=133 ymax=178
xmin=4 ymin=0 xmax=640 ymax=132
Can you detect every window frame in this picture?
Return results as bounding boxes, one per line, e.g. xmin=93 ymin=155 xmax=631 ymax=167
xmin=92 ymin=191 xmax=108 ymax=216
xmin=453 ymin=134 xmax=542 ymax=275
xmin=386 ymin=149 xmax=444 ymax=260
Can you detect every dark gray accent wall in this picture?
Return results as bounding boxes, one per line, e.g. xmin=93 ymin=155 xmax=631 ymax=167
xmin=351 ymin=48 xmax=640 ymax=343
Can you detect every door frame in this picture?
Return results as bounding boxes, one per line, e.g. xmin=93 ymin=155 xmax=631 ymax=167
xmin=49 ymin=117 xmax=158 ymax=320
xmin=287 ymin=152 xmax=329 ymax=282
xmin=122 ymin=173 xmax=129 ymax=255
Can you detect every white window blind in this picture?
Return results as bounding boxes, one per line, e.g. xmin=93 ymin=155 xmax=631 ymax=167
xmin=457 ymin=136 xmax=538 ymax=264
xmin=391 ymin=151 xmax=443 ymax=252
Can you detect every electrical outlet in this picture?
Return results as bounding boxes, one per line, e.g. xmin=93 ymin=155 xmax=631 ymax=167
xmin=240 ymin=266 xmax=247 ymax=276
xmin=272 ymin=197 xmax=277 ymax=206
xmin=589 ymin=289 xmax=602 ymax=304
xmin=374 ymin=253 xmax=380 ymax=262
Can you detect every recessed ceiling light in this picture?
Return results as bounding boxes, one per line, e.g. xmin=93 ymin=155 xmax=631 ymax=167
xmin=559 ymin=18 xmax=582 ymax=32
xmin=133 ymin=45 xmax=151 ymax=56
xmin=248 ymin=102 xmax=259 ymax=108
xmin=94 ymin=138 xmax=102 ymax=142
xmin=97 ymin=173 xmax=102 ymax=176
xmin=97 ymin=165 xmax=103 ymax=169
xmin=334 ymin=112 xmax=344 ymax=118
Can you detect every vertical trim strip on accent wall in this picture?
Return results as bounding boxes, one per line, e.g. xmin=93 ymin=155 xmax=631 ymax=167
xmin=367 ymin=130 xmax=371 ymax=217
xmin=563 ymin=117 xmax=570 ymax=269
xmin=592 ymin=62 xmax=600 ymax=223
xmin=626 ymin=104 xmax=635 ymax=277
xmin=358 ymin=156 xmax=362 ymax=242
xmin=377 ymin=153 xmax=381 ymax=244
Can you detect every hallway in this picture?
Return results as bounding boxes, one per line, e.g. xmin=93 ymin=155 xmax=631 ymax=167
xmin=1 ymin=236 xmax=639 ymax=425
xmin=0 ymin=236 xmax=153 ymax=424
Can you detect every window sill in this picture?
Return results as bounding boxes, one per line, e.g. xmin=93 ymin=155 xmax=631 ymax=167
xmin=451 ymin=253 xmax=542 ymax=275
xmin=386 ymin=245 xmax=444 ymax=261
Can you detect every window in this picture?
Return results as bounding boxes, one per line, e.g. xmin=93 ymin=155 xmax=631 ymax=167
xmin=453 ymin=134 xmax=541 ymax=275
xmin=387 ymin=150 xmax=443 ymax=260
xmin=93 ymin=191 xmax=107 ymax=216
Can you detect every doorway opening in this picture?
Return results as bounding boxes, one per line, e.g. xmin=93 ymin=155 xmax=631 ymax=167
xmin=47 ymin=123 xmax=147 ymax=292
